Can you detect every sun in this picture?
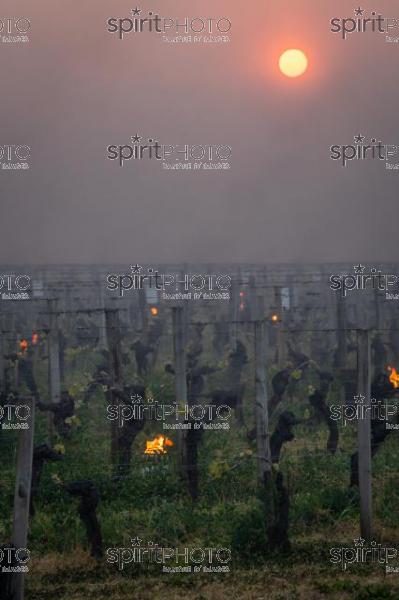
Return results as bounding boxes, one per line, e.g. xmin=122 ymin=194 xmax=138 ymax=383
xmin=279 ymin=49 xmax=308 ymax=78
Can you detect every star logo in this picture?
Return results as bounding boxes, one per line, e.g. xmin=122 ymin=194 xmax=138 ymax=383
xmin=354 ymin=394 xmax=365 ymax=404
xmin=354 ymin=537 xmax=365 ymax=547
xmin=130 ymin=264 xmax=142 ymax=273
xmin=354 ymin=134 xmax=365 ymax=144
xmin=131 ymin=394 xmax=142 ymax=404
xmin=354 ymin=264 xmax=365 ymax=274
xmin=354 ymin=7 xmax=365 ymax=16
xmin=131 ymin=537 xmax=142 ymax=546
xmin=131 ymin=134 xmax=142 ymax=144
xmin=131 ymin=7 xmax=141 ymax=16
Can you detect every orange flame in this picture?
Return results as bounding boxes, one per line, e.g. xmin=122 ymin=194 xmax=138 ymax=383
xmin=271 ymin=314 xmax=279 ymax=323
xmin=387 ymin=366 xmax=399 ymax=389
xmin=150 ymin=306 xmax=158 ymax=316
xmin=31 ymin=333 xmax=39 ymax=345
xmin=144 ymin=434 xmax=174 ymax=455
xmin=19 ymin=339 xmax=28 ymax=352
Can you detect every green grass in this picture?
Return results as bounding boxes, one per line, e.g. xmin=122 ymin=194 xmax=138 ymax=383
xmin=1 ymin=345 xmax=399 ymax=598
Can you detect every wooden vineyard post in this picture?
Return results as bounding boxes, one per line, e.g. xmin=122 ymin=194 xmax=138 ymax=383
xmin=172 ymin=306 xmax=188 ymax=475
xmin=336 ymin=294 xmax=347 ymax=368
xmin=254 ymin=320 xmax=271 ymax=484
xmin=274 ymin=286 xmax=285 ymax=366
xmin=249 ymin=274 xmax=257 ymax=322
xmin=374 ymin=288 xmax=381 ymax=331
xmin=11 ymin=397 xmax=35 ymax=600
xmin=357 ymin=329 xmax=372 ymax=541
xmin=138 ymin=289 xmax=148 ymax=334
xmin=0 ymin=317 xmax=6 ymax=394
xmin=180 ymin=266 xmax=189 ymax=347
xmin=229 ymin=279 xmax=239 ymax=351
xmin=256 ymin=294 xmax=265 ymax=322
xmin=98 ymin=285 xmax=107 ymax=349
xmin=12 ymin=315 xmax=19 ymax=391
xmin=336 ymin=294 xmax=348 ymax=404
xmin=47 ymin=299 xmax=61 ymax=441
xmin=105 ymin=308 xmax=123 ymax=468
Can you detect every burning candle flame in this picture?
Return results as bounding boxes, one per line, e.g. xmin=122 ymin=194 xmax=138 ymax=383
xmin=387 ymin=366 xmax=399 ymax=389
xmin=144 ymin=434 xmax=174 ymax=455
xmin=19 ymin=339 xmax=28 ymax=352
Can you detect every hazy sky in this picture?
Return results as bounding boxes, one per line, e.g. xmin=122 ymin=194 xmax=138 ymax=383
xmin=1 ymin=0 xmax=398 ymax=264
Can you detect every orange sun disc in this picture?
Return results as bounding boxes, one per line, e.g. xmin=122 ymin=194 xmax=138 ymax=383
xmin=279 ymin=49 xmax=308 ymax=78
